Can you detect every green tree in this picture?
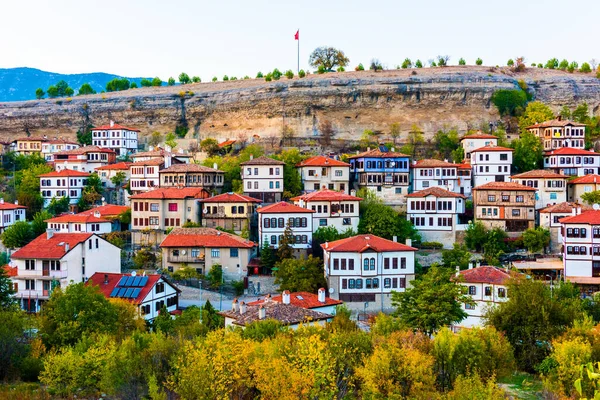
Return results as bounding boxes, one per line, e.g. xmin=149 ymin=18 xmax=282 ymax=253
xmin=148 ymin=131 xmax=162 ymax=147
xmin=416 ymin=59 xmax=424 ymax=68
xmin=559 ymin=105 xmax=572 ymax=120
xmin=355 ymin=63 xmax=365 ymax=71
xmin=285 ymin=70 xmax=294 ymax=79
xmin=1 ymin=220 xmax=33 ymax=248
xmin=260 ymin=241 xmax=276 ymax=271
xmin=401 ymin=58 xmax=412 ymax=68
xmin=47 ymin=85 xmax=58 ymax=98
xmin=132 ymin=247 xmax=156 ymax=269
xmin=581 ymin=190 xmax=600 ymax=205
xmin=165 ymin=132 xmax=177 ymax=149
xmin=0 ymin=267 xmax=16 ymax=309
xmin=389 ymin=122 xmax=401 ymax=145
xmin=256 ymin=71 xmax=264 ymax=78
xmin=212 ymin=76 xmax=218 ymax=82
xmin=77 ymin=83 xmax=96 ymax=95
xmin=200 ymin=138 xmax=219 ymax=156
xmin=507 ymin=59 xmax=514 ymax=67
xmin=77 ymin=123 xmax=93 ymax=146
xmin=512 ymin=131 xmax=544 ymax=172
xmin=201 ymin=300 xmax=224 ymax=330
xmin=581 ymin=62 xmax=592 ymax=73
xmin=77 ymin=173 xmax=103 ymax=211
xmin=222 ymin=75 xmax=229 ymax=81
xmin=358 ymin=195 xmax=419 ymax=242
xmin=558 ymin=59 xmax=569 ymax=70
xmin=572 ymin=102 xmax=590 ymax=123
xmin=105 ymin=78 xmax=130 ymax=92
xmin=167 ymin=77 xmax=176 ymax=86
xmin=32 ymin=210 xmax=52 ymax=237
xmin=442 ymin=243 xmax=472 ymax=270
xmin=518 ymin=101 xmax=555 ymax=131
xmin=110 ymin=171 xmax=127 ymax=189
xmin=475 ymin=58 xmax=483 ymax=65
xmin=17 ymin=163 xmax=52 ymax=217
xmin=483 ymin=228 xmax=508 ymax=265
xmin=192 ymin=76 xmax=201 ymax=83
xmin=55 ymin=80 xmax=72 ymax=97
xmin=140 ymin=78 xmax=152 ymax=87
xmin=276 ymin=222 xmax=294 ymax=261
xmin=433 ymin=128 xmax=461 ymax=160
xmin=272 ymin=149 xmax=304 ymax=198
xmin=206 ymin=264 xmax=223 ymax=288
xmin=491 ymin=89 xmax=528 ymax=117
xmin=464 ymin=221 xmax=488 ymax=252
xmin=458 ymin=58 xmax=466 ymax=65
xmin=271 ymin=69 xmax=282 ymax=80
xmin=47 ymin=196 xmax=70 ymax=216
xmin=309 ymin=47 xmax=349 ymax=71
xmin=392 ymin=266 xmax=472 ymax=336
xmin=522 ymin=226 xmax=550 ymax=253
xmin=178 ymin=72 xmax=191 ymax=84
xmin=35 ymin=88 xmax=45 ymax=99
xmin=298 ymin=69 xmax=306 ymax=78
xmin=151 ymin=77 xmax=162 ymax=86
xmin=312 ymin=226 xmax=355 ymax=258
xmin=545 ymin=58 xmax=559 ymax=69
xmin=273 ymin=256 xmax=327 ymax=293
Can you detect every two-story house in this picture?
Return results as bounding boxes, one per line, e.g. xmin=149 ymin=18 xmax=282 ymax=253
xmin=95 ymin=162 xmax=132 ymax=205
xmin=460 ymin=133 xmax=498 ymax=161
xmin=453 ymin=266 xmax=511 ymax=330
xmin=470 ymin=145 xmax=513 ymax=186
xmin=322 ymin=234 xmax=417 ymax=309
xmin=12 ymin=137 xmax=46 ymax=156
xmin=9 ymin=230 xmax=121 ymax=312
xmin=348 ymin=147 xmax=411 ymax=206
xmin=199 ymin=192 xmax=261 ymax=235
xmin=296 ymin=156 xmax=350 ymax=194
xmin=559 ymin=210 xmax=600 ymax=284
xmin=159 ymin=227 xmax=255 ymax=279
xmin=291 ymin=189 xmax=361 ymax=233
xmin=130 ymin=187 xmax=210 ymax=249
xmin=53 ymin=146 xmax=117 ymax=172
xmin=544 ymin=148 xmax=600 ymax=177
xmin=568 ymin=174 xmax=600 ymax=203
xmin=88 ymin=272 xmax=180 ymax=321
xmin=91 ymin=121 xmax=139 ymax=156
xmin=130 ymin=147 xmax=191 ymax=165
xmin=240 ymin=156 xmax=285 ymax=203
xmin=129 ymin=158 xmax=165 ymax=193
xmin=411 ymin=159 xmax=470 ymax=195
xmin=257 ymin=202 xmax=314 ymax=258
xmin=510 ymin=170 xmax=568 ymax=210
xmin=41 ymin=139 xmax=80 ymax=162
xmin=39 ymin=169 xmax=90 ymax=207
xmin=527 ymin=119 xmax=587 ymax=151
xmin=45 ymin=211 xmax=113 ymax=234
xmin=472 ymin=181 xmax=536 ymax=233
xmin=0 ymin=199 xmax=26 ymax=233
xmin=406 ymin=187 xmax=466 ymax=248
xmin=247 ymin=289 xmax=343 ymax=315
xmin=77 ymin=204 xmax=130 ymax=231
xmin=540 ymin=202 xmax=591 ymax=253
xmin=159 ymin=163 xmax=224 ymax=193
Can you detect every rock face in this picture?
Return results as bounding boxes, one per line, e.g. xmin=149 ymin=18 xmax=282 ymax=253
xmin=0 ymin=66 xmax=599 ymax=143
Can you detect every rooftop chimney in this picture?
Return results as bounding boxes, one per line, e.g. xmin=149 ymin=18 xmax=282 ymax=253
xmin=93 ymin=210 xmax=101 ymax=219
xmin=239 ymin=301 xmax=247 ymax=315
xmin=350 ymin=189 xmax=356 ymax=197
xmin=110 ymin=120 xmax=115 ymax=127
xmin=318 ymin=288 xmax=326 ymax=303
xmin=250 ymin=155 xmax=254 ymax=160
xmin=282 ymin=290 xmax=291 ymax=304
xmin=46 ymin=229 xmax=54 ymax=240
xmin=65 ymin=243 xmax=70 ymax=252
xmin=393 ymin=236 xmax=398 ymax=242
xmin=104 ymin=274 xmax=109 ymax=284
xmin=405 ymin=238 xmax=412 ymax=247
xmin=14 ymin=200 xmax=18 ymax=205
xmin=265 ymin=293 xmax=272 ymax=302
xmin=0 ymin=198 xmax=4 ymax=204
xmin=455 ymin=266 xmax=460 ymax=277
xmin=258 ymin=305 xmax=266 ymax=320
xmin=232 ymin=298 xmax=239 ymax=312
xmin=213 ymin=163 xmax=218 ymax=170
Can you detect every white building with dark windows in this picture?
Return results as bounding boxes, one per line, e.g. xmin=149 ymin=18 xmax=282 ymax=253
xmin=91 ymin=121 xmax=139 ymax=156
xmin=470 ymin=145 xmax=513 ymax=186
xmin=39 ymin=169 xmax=90 ymax=206
xmin=52 ymin=146 xmax=117 ymax=172
xmin=460 ymin=133 xmax=498 ymax=161
xmin=540 ymin=202 xmax=591 ymax=253
xmin=41 ymin=140 xmax=80 ymax=162
xmin=257 ymin=202 xmax=314 ymax=258
xmin=543 ymin=148 xmax=600 ymax=177
xmin=296 ymin=156 xmax=351 ymax=194
xmin=240 ymin=156 xmax=285 ymax=203
xmin=411 ymin=159 xmax=472 ymax=196
xmin=291 ymin=189 xmax=361 ymax=233
xmin=510 ymin=170 xmax=568 ymax=210
xmin=0 ymin=199 xmax=26 ymax=233
xmin=527 ymin=119 xmax=587 ymax=151
xmin=406 ymin=187 xmax=466 ymax=248
xmin=559 ymin=210 xmax=600 ymax=286
xmin=321 ymin=234 xmax=416 ymax=309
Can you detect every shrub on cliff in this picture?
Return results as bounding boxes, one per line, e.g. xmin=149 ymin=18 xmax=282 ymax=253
xmin=167 ymin=77 xmax=176 ymax=86
xmin=581 ymin=62 xmax=592 ymax=73
xmin=285 ymin=70 xmax=294 ymax=79
xmin=475 ymin=58 xmax=483 ymax=65
xmin=298 ymin=69 xmax=306 ymax=78
xmin=151 ymin=77 xmax=162 ymax=86
xmin=179 ymin=73 xmax=191 ymax=84
xmin=415 ymin=59 xmax=423 ymax=68
xmin=272 ymin=69 xmax=282 ymax=80
xmin=212 ymin=77 xmax=217 ymax=82
xmin=458 ymin=58 xmax=466 ymax=65
xmin=106 ymin=78 xmax=130 ymax=92
xmin=355 ymin=63 xmax=364 ymax=71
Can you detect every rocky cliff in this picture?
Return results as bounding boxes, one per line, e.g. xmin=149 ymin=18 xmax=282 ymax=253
xmin=0 ymin=66 xmax=599 ymax=144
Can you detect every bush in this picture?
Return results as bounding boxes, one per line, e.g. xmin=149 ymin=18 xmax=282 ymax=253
xmin=231 ymin=280 xmax=245 ymax=296
xmin=581 ymin=62 xmax=592 ymax=73
xmin=421 ymin=241 xmax=444 ymax=250
xmin=355 ymin=63 xmax=364 ymax=71
xmin=336 ymin=66 xmax=345 ymax=72
xmin=458 ymin=58 xmax=466 ymax=65
xmin=476 ymin=58 xmax=483 ymax=65
xmin=264 ymin=73 xmax=272 ymax=82
xmin=298 ymin=69 xmax=306 ymax=78
xmin=212 ymin=76 xmax=217 ymax=82
xmin=272 ymin=68 xmax=282 ymax=80
xmin=317 ymin=65 xmax=326 ymax=74
xmin=206 ymin=264 xmax=223 ymax=289
xmin=285 ymin=70 xmax=294 ymax=79
xmin=491 ymin=89 xmax=528 ymax=116
xmin=223 ymin=75 xmax=229 ymax=81
xmin=256 ymin=71 xmax=263 ymax=78
xmin=415 ymin=59 xmax=423 ymax=68
xmin=507 ymin=59 xmax=514 ymax=66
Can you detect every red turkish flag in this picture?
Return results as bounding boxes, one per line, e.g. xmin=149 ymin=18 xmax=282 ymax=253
xmin=294 ymin=30 xmax=299 ymax=40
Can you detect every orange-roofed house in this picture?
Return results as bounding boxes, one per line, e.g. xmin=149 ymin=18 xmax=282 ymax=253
xmin=11 ymin=137 xmax=47 ymax=156
xmin=291 ymin=189 xmax=361 ymax=232
xmin=41 ymin=139 xmax=80 ymax=162
xmin=543 ymin=147 xmax=600 ymax=177
xmin=470 ymin=145 xmax=513 ymax=186
xmin=510 ymin=170 xmax=568 ymax=210
xmin=540 ymin=202 xmax=592 ymax=252
xmin=39 ymin=169 xmax=91 ymax=207
xmin=472 ymin=181 xmax=536 ymax=233
xmin=559 ymin=210 xmax=600 ymax=288
xmin=199 ymin=193 xmax=261 ymax=235
xmin=406 ymin=187 xmax=467 ymax=248
xmin=527 ymin=119 xmax=586 ymax=151
xmin=159 ymin=163 xmax=224 ymax=192
xmin=159 ymin=227 xmax=256 ymax=279
xmin=91 ymin=120 xmax=139 ymax=156
xmin=10 ymin=230 xmax=120 ymax=312
xmin=130 ymin=187 xmax=210 ymax=248
xmin=257 ymin=202 xmax=314 ymax=258
xmin=411 ymin=158 xmax=472 ymax=197
xmin=0 ymin=198 xmax=27 ymax=233
xmin=95 ymin=162 xmax=132 ymax=205
xmin=247 ymin=288 xmax=343 ymax=315
xmin=568 ymin=174 xmax=600 ymax=203
xmin=321 ymin=234 xmax=417 ymax=309
xmin=296 ymin=155 xmax=350 ymax=194
xmin=52 ymin=146 xmax=116 ymax=172
xmin=45 ymin=211 xmax=113 ymax=234
xmin=460 ymin=132 xmax=498 ymax=161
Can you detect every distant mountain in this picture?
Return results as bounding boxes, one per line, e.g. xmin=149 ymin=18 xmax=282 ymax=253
xmin=0 ymin=67 xmax=153 ymax=102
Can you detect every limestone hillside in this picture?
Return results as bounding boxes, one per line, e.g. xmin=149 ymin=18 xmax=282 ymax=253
xmin=0 ymin=66 xmax=599 ymax=144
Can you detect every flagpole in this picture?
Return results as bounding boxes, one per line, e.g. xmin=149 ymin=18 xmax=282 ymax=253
xmin=297 ymin=29 xmax=300 ymax=74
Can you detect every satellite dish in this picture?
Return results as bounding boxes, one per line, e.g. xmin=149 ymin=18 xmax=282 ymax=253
xmin=328 ymin=287 xmax=335 ymax=294
xmin=131 ymin=271 xmax=137 ymax=277
xmin=181 ymin=250 xmax=187 ymax=255
xmin=594 ymin=204 xmax=600 ymax=211
xmin=203 ymin=208 xmax=209 ymax=214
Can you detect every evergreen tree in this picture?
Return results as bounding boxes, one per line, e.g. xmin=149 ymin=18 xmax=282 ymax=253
xmin=277 ymin=221 xmax=294 ymax=261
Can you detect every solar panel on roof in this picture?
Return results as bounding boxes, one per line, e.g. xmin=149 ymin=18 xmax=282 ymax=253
xmin=139 ymin=276 xmax=148 ymax=287
xmin=131 ymin=288 xmax=141 ymax=298
xmin=124 ymin=288 xmax=134 ymax=298
xmin=117 ymin=276 xmax=128 ymax=287
xmin=109 ymin=288 xmax=120 ymax=297
xmin=125 ymin=276 xmax=135 ymax=286
xmin=132 ymin=276 xmax=141 ymax=287
xmin=117 ymin=288 xmax=127 ymax=297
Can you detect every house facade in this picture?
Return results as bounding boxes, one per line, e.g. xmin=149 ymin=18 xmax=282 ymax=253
xmin=510 ymin=170 xmax=568 ymax=210
xmin=12 ymin=137 xmax=46 ymax=156
xmin=39 ymin=169 xmax=90 ymax=207
xmin=219 ymin=301 xmax=332 ymax=330
xmin=470 ymin=145 xmax=513 ymax=186
xmin=291 ymin=189 xmax=361 ymax=233
xmin=199 ymin=192 xmax=260 ymax=234
xmin=540 ymin=202 xmax=591 ymax=253
xmin=406 ymin=187 xmax=466 ymax=248
xmin=0 ymin=200 xmax=26 ymax=233
xmin=322 ymin=234 xmax=417 ymax=309
xmin=91 ymin=121 xmax=139 ymax=156
xmin=411 ymin=159 xmax=471 ymax=196
xmin=472 ymin=181 xmax=536 ymax=233
xmin=257 ymin=202 xmax=314 ymax=257
xmin=159 ymin=163 xmax=224 ymax=193
xmin=53 ymin=146 xmax=117 ymax=172
xmin=45 ymin=212 xmax=113 ymax=234
xmin=129 ymin=158 xmax=165 ymax=193
xmin=559 ymin=210 xmax=600 ymax=283
xmin=41 ymin=140 xmax=80 ymax=162
xmin=240 ymin=156 xmax=285 ymax=203
xmin=460 ymin=133 xmax=498 ymax=161
xmin=296 ymin=156 xmax=350 ymax=194
xmin=568 ymin=174 xmax=600 ymax=203
xmin=10 ymin=231 xmax=121 ymax=312
xmin=159 ymin=227 xmax=255 ymax=280
xmin=527 ymin=119 xmax=587 ymax=151
xmin=543 ymin=148 xmax=600 ymax=177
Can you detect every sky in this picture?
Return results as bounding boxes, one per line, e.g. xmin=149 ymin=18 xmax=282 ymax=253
xmin=1 ymin=0 xmax=598 ymax=80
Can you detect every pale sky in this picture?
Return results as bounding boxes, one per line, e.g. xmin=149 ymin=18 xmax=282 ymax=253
xmin=1 ymin=0 xmax=598 ymax=80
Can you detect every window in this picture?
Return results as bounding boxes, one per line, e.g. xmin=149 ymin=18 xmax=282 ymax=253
xmin=355 ymin=279 xmax=363 ymax=289
xmin=349 ymin=259 xmax=354 ymax=270
xmin=468 ymin=286 xmax=476 ymax=295
xmin=319 ymin=219 xmax=327 ymax=226
xmin=264 ymin=218 xmax=270 ymax=228
xmin=484 ymin=286 xmax=492 ymax=296
xmin=363 ymin=259 xmax=369 ymax=270
xmin=230 ymin=248 xmax=239 ymax=257
xmin=348 ymin=279 xmax=355 ymax=289
xmin=384 ymin=258 xmax=390 ymax=269
xmin=341 ymin=259 xmax=347 ymax=270
xmin=500 ymin=153 xmax=508 ymax=161
xmin=25 ymin=260 xmax=35 ymax=270
xmin=550 ymin=193 xmax=557 ymax=200
xmin=150 ymin=203 xmax=159 ymax=212
xmin=370 ymin=258 xmax=375 ymax=270
xmin=465 ymin=303 xmax=476 ymax=310
xmin=156 ymin=282 xmax=165 ymax=293
xmin=502 ymin=195 xmax=510 ymax=202
xmin=384 ymin=278 xmax=391 ymax=288
xmin=149 ymin=217 xmax=159 ymax=225
xmin=270 ymin=235 xmax=277 ymax=245
xmin=168 ymin=203 xmax=178 ymax=212
xmin=335 ymin=170 xmax=343 ymax=177
xmin=211 ymin=249 xmax=220 ymax=258
xmin=516 ymin=195 xmax=524 ymax=203
xmin=366 ymin=279 xmax=372 ymax=289
xmin=488 ymin=195 xmax=496 ymax=202
xmin=498 ymin=288 xmax=506 ymax=298
xmin=512 ymin=209 xmax=520 ymax=217
xmin=342 ymin=279 xmax=347 ymax=289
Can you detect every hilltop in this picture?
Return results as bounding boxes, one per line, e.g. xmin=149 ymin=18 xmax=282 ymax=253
xmin=0 ymin=66 xmax=599 ymax=143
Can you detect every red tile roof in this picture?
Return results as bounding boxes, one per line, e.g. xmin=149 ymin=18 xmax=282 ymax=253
xmin=77 ymin=205 xmax=130 ymax=218
xmin=2 ymin=264 xmax=17 ymax=277
xmin=130 ymin=157 xmax=165 ymax=166
xmin=247 ymin=292 xmax=343 ymax=308
xmin=45 ymin=214 xmax=110 ymax=224
xmin=218 ymin=139 xmax=237 ymax=148
xmin=412 ymin=159 xmax=457 ymax=168
xmin=511 ymin=169 xmax=568 ymax=179
xmin=456 ymin=163 xmax=472 ymax=169
xmin=38 ymin=169 xmax=90 ymax=178
xmin=219 ymin=301 xmax=332 ymax=326
xmin=239 ymin=156 xmax=285 ymax=166
xmin=540 ymin=202 xmax=592 ymax=214
xmin=322 ymin=234 xmax=417 ymax=253
xmin=569 ymin=174 xmax=600 ymax=184
xmin=54 ymin=146 xmax=116 ymax=156
xmin=296 ymin=155 xmax=350 ymax=167
xmin=290 ymin=189 xmax=362 ymax=202
xmin=472 ymin=181 xmax=537 ymax=191
xmin=457 ymin=266 xmax=511 ymax=284
xmin=559 ymin=210 xmax=600 ymax=225
xmin=0 ymin=201 xmax=26 ymax=210
xmin=129 ymin=187 xmax=210 ymax=200
xmin=11 ymin=232 xmax=93 ymax=259
xmin=199 ymin=193 xmax=261 ymax=203
xmin=160 ymin=227 xmax=255 ymax=248
xmin=471 ymin=145 xmax=513 ymax=153
xmin=461 ymin=133 xmax=499 ymax=140
xmin=257 ymin=202 xmax=315 ymax=214
xmin=159 ymin=164 xmax=223 ymax=173
xmin=348 ymin=149 xmax=410 ymax=159
xmin=544 ymin=148 xmax=599 ymax=156
xmin=527 ymin=119 xmax=587 ymax=128
xmin=96 ymin=162 xmax=133 ymax=171
xmin=86 ymin=272 xmax=169 ymax=305
xmin=92 ymin=123 xmax=140 ymax=132
xmin=406 ymin=187 xmax=466 ymax=198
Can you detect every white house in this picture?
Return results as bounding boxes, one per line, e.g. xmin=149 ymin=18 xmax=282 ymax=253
xmin=527 ymin=119 xmax=587 ymax=151
xmin=257 ymin=202 xmax=314 ymax=258
xmin=87 ymin=272 xmax=180 ymax=321
xmin=296 ymin=155 xmax=351 ymax=194
xmin=453 ymin=266 xmax=511 ymax=330
xmin=544 ymin=148 xmax=600 ymax=177
xmin=240 ymin=156 xmax=285 ymax=203
xmin=460 ymin=133 xmax=498 ymax=161
xmin=510 ymin=170 xmax=568 ymax=210
xmin=291 ymin=189 xmax=361 ymax=233
xmin=406 ymin=187 xmax=466 ymax=248
xmin=540 ymin=202 xmax=591 ymax=253
xmin=91 ymin=121 xmax=139 ymax=156
xmin=129 ymin=158 xmax=165 ymax=193
xmin=45 ymin=212 xmax=113 ymax=234
xmin=322 ymin=234 xmax=417 ymax=310
xmin=53 ymin=146 xmax=117 ymax=172
xmin=470 ymin=145 xmax=513 ymax=186
xmin=41 ymin=140 xmax=80 ymax=162
xmin=39 ymin=169 xmax=90 ymax=207
xmin=411 ymin=159 xmax=471 ymax=196
xmin=247 ymin=289 xmax=343 ymax=315
xmin=559 ymin=210 xmax=600 ymax=284
xmin=130 ymin=147 xmax=191 ymax=165
xmin=9 ymin=230 xmax=121 ymax=312
xmin=0 ymin=199 xmax=27 ymax=233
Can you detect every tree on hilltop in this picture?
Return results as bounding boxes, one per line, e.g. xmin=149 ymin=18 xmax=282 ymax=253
xmin=35 ymin=88 xmax=45 ymax=99
xmin=77 ymin=83 xmax=96 ymax=95
xmin=179 ymin=72 xmax=191 ymax=84
xmin=309 ymin=47 xmax=349 ymax=72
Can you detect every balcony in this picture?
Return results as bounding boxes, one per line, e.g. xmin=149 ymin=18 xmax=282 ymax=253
xmin=167 ymin=252 xmax=206 ymax=264
xmin=15 ymin=269 xmax=68 ymax=280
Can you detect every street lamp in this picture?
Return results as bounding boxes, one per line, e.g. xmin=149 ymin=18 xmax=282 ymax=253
xmin=545 ymin=274 xmax=553 ymax=299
